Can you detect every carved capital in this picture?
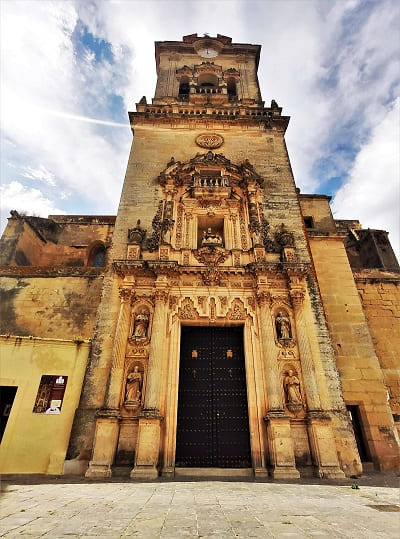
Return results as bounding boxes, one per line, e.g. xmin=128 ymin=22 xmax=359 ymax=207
xmin=153 ymin=289 xmax=169 ymax=304
xmin=289 ymin=288 xmax=305 ymax=307
xmin=256 ymin=291 xmax=272 ymax=307
xmin=119 ymin=288 xmax=133 ymax=303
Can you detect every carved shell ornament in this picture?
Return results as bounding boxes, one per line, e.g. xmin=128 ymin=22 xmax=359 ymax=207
xmin=196 ymin=133 xmax=224 ymax=149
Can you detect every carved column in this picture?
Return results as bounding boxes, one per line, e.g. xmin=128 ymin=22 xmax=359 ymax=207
xmin=289 ymin=278 xmax=344 ymax=478
xmin=85 ymin=287 xmax=133 ymax=479
xmin=257 ymin=289 xmax=299 ymax=479
xmin=131 ymin=278 xmax=169 ymax=479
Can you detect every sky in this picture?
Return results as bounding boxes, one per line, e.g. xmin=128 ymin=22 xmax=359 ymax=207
xmin=1 ymin=0 xmax=399 ymax=257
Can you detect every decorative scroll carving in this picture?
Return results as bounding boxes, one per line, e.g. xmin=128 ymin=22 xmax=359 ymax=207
xmin=119 ymin=288 xmax=133 ymax=302
xmin=274 ymin=223 xmax=295 ymax=248
xmin=196 ymin=133 xmax=224 ymax=149
xmin=197 ymin=296 xmax=206 ymax=308
xmin=194 ymin=245 xmax=228 ymax=266
xmin=239 ymin=207 xmax=248 ymax=250
xmin=201 ymin=268 xmax=222 ymax=286
xmin=169 ymin=295 xmax=178 ymax=310
xmin=147 ymin=201 xmax=163 ymax=252
xmin=175 ymin=204 xmax=183 ymax=249
xmin=247 ymin=297 xmax=256 ymax=311
xmin=218 ymin=296 xmax=227 ymax=309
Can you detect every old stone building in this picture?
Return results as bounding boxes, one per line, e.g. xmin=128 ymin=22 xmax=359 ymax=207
xmin=1 ymin=34 xmax=399 ymax=478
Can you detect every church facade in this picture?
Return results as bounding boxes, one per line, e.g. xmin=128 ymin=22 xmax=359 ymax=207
xmin=1 ymin=34 xmax=399 ymax=479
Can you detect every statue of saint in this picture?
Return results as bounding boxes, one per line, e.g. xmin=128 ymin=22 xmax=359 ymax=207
xmin=133 ymin=309 xmax=150 ymax=338
xmin=201 ymin=227 xmax=223 ymax=246
xmin=275 ymin=311 xmax=291 ymax=340
xmin=284 ymin=370 xmax=302 ymax=404
xmin=125 ymin=366 xmax=143 ymax=402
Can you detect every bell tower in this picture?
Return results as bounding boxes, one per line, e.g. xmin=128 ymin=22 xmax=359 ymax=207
xmin=77 ymin=34 xmax=365 ymax=480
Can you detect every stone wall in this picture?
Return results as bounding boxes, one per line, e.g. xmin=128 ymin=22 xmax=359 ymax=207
xmin=355 ymin=272 xmax=400 ymax=436
xmin=0 ymin=273 xmax=103 ymax=339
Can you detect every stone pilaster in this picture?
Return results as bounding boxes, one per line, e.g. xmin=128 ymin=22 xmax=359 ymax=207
xmin=257 ymin=288 xmax=299 ymax=478
xmin=289 ymin=287 xmax=322 ymax=411
xmin=264 ymin=411 xmax=300 ymax=479
xmin=289 ymin=276 xmax=344 ymax=478
xmin=131 ymin=279 xmax=168 ymax=479
xmin=85 ymin=287 xmax=133 ymax=479
xmin=256 ymin=291 xmax=283 ymax=411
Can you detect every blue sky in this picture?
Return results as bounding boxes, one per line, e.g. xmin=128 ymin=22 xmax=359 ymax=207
xmin=1 ymin=0 xmax=399 ymax=256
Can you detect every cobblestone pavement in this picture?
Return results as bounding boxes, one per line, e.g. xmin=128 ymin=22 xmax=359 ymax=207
xmin=1 ymin=476 xmax=399 ymax=538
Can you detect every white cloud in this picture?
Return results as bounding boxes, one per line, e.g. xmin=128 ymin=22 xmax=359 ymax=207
xmin=331 ymin=98 xmax=400 ymax=258
xmin=0 ymin=0 xmax=130 ymax=232
xmin=21 ymin=165 xmax=56 ymax=186
xmin=0 ymin=181 xmax=65 ymax=221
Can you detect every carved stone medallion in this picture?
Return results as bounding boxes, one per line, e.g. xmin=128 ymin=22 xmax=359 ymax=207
xmin=195 ymin=133 xmax=224 ymax=149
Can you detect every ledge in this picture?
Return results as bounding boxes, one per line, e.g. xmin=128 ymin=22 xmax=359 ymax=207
xmin=0 ymin=266 xmax=105 ymax=277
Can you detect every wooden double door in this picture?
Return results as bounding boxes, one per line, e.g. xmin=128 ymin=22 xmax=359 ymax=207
xmin=176 ymin=326 xmax=251 ymax=468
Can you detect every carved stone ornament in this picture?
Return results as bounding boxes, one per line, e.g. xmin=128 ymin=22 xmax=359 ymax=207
xmin=196 ymin=133 xmax=224 ymax=149
xmin=178 ymin=298 xmax=198 ymax=319
xmin=227 ymin=302 xmax=246 ymax=320
xmin=128 ymin=220 xmax=146 ymax=245
xmin=194 ymin=246 xmax=229 ymax=266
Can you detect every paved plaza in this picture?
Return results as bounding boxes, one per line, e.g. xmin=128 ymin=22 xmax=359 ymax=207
xmin=0 ymin=475 xmax=399 ymax=538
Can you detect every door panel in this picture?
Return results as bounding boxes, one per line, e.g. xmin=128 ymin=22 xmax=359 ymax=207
xmin=176 ymin=326 xmax=251 ymax=468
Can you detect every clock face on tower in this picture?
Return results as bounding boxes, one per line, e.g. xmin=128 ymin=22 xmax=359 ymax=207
xmin=197 ymin=46 xmax=219 ymax=59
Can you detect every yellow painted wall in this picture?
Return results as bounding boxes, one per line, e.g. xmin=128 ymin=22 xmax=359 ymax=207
xmin=0 ymin=335 xmax=90 ymax=474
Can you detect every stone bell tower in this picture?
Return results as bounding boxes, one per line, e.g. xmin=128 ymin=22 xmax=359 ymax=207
xmin=73 ymin=34 xmax=365 ymax=480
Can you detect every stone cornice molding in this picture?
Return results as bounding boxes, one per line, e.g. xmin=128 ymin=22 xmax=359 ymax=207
xmin=130 ymin=111 xmax=289 ymax=133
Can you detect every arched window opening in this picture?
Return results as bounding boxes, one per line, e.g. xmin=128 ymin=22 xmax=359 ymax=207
xmin=87 ymin=243 xmax=106 ymax=267
xmin=227 ymin=77 xmax=237 ymax=97
xmin=178 ymin=76 xmax=190 ymax=97
xmin=198 ymin=73 xmax=218 ymax=89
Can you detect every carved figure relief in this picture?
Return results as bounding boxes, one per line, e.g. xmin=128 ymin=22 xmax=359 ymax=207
xmin=284 ymin=369 xmax=302 ymax=405
xmin=228 ymin=301 xmax=246 ymax=320
xmin=202 ymin=227 xmax=223 ymax=246
xmin=125 ymin=366 xmax=143 ymax=403
xmin=133 ymin=309 xmax=150 ymax=338
xmin=179 ymin=298 xmax=198 ymax=319
xmin=275 ymin=310 xmax=291 ymax=340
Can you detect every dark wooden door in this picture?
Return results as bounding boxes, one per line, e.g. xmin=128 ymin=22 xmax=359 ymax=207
xmin=176 ymin=326 xmax=251 ymax=468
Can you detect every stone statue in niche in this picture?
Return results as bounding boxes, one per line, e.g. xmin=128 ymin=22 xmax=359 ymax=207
xmin=125 ymin=366 xmax=143 ymax=403
xmin=133 ymin=309 xmax=150 ymax=338
xmin=202 ymin=227 xmax=223 ymax=247
xmin=275 ymin=311 xmax=291 ymax=340
xmin=284 ymin=369 xmax=302 ymax=405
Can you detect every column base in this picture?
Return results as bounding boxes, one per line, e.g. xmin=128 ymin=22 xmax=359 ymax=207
xmin=307 ymin=412 xmax=345 ymax=480
xmin=85 ymin=463 xmax=112 ymax=479
xmin=264 ymin=410 xmax=300 ymax=479
xmin=254 ymin=467 xmax=269 ymax=479
xmin=130 ymin=465 xmax=159 ymax=480
xmin=161 ymin=466 xmax=175 ymax=478
xmin=314 ymin=466 xmax=346 ymax=479
xmin=271 ymin=466 xmax=300 ymax=479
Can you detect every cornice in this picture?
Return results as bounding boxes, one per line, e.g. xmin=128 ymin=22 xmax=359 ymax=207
xmin=0 ymin=266 xmax=104 ymax=278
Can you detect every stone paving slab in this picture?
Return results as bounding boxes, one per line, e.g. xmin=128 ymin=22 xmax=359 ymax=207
xmin=0 ymin=478 xmax=399 ymax=538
